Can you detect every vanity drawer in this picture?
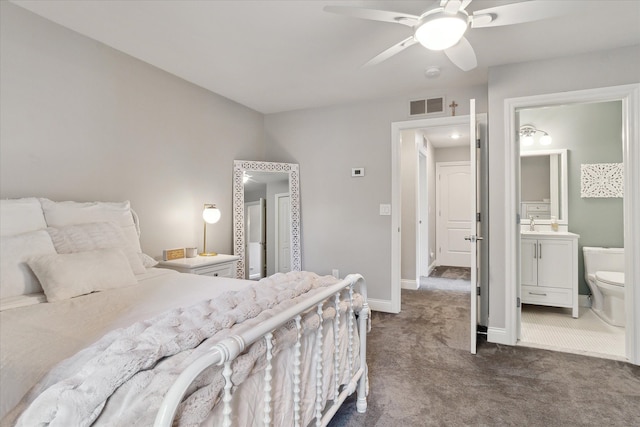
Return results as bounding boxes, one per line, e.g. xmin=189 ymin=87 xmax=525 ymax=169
xmin=522 ymin=285 xmax=572 ymax=307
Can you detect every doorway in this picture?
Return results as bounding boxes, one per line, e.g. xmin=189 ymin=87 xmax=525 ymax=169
xmin=392 ymin=109 xmax=488 ymax=353
xmin=504 ymin=84 xmax=640 ymax=365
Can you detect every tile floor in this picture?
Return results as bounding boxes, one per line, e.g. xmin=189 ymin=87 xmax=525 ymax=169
xmin=519 ymin=304 xmax=626 ymax=361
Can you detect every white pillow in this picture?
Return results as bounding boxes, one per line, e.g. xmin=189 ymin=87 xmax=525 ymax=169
xmin=0 ymin=198 xmax=47 ymax=236
xmin=46 ymin=222 xmax=146 ymax=274
xmin=139 ymin=252 xmax=158 ymax=268
xmin=0 ymin=230 xmax=56 ymax=299
xmin=28 ymin=248 xmax=137 ymax=302
xmin=39 ymin=198 xmax=142 ymax=253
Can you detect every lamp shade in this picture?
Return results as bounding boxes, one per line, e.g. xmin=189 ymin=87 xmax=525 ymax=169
xmin=415 ymin=11 xmax=468 ymax=51
xmin=202 ymin=204 xmax=221 ymax=224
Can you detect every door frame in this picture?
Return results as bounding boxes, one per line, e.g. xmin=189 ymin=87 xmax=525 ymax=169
xmin=416 ymin=145 xmax=430 ymax=279
xmin=391 ymin=112 xmax=488 ymax=317
xmin=503 ymin=84 xmax=640 ymax=365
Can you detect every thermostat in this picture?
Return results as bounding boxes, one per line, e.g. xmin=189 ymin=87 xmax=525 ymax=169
xmin=352 ymin=167 xmax=365 ymax=177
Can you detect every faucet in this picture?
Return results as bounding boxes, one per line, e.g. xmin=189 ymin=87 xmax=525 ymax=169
xmin=529 ymin=215 xmax=536 ymax=231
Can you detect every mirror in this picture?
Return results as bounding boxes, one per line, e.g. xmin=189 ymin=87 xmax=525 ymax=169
xmin=520 ymin=149 xmax=568 ymax=224
xmin=233 ymin=160 xmax=301 ymax=279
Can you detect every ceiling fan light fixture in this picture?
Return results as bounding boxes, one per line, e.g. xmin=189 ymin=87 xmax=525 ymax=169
xmin=415 ymin=11 xmax=468 ymax=51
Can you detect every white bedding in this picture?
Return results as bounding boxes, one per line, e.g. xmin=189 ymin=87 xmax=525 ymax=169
xmin=0 ymin=268 xmax=253 ymax=424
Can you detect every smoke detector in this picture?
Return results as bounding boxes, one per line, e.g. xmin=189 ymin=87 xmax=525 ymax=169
xmin=425 ymin=66 xmax=441 ymax=78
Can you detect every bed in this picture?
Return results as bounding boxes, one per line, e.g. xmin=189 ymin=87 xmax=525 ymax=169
xmin=0 ymin=197 xmax=369 ymax=426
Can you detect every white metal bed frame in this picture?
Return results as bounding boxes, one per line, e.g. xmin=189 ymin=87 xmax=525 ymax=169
xmin=154 ymin=274 xmax=370 ymax=427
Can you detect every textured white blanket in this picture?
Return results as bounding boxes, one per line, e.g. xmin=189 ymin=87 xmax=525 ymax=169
xmin=15 ymin=272 xmax=362 ymax=427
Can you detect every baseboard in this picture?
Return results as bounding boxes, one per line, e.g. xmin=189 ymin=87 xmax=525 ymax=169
xmin=368 ymin=298 xmax=398 ymax=313
xmin=401 ymin=279 xmax=419 ymax=290
xmin=579 ymin=294 xmax=592 ymax=308
xmin=487 ymin=327 xmax=512 ymax=345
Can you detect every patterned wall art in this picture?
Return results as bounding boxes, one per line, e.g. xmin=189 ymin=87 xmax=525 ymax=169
xmin=580 ymin=163 xmax=624 ymax=198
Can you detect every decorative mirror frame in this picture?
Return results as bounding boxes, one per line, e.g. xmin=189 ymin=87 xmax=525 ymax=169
xmin=233 ymin=160 xmax=301 ymax=279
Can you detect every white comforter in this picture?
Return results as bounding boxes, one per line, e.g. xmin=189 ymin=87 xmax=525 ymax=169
xmin=0 ymin=268 xmax=252 ymax=425
xmin=2 ymin=271 xmax=361 ymax=427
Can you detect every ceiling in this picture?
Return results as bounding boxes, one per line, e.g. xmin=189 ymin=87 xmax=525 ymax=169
xmin=11 ymin=1 xmax=640 ymax=115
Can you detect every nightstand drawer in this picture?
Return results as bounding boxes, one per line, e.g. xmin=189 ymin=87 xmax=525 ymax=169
xmin=193 ymin=263 xmax=235 ymax=278
xmin=157 ymin=254 xmax=239 ymax=278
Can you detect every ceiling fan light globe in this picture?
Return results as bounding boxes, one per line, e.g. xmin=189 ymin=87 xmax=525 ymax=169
xmin=415 ymin=12 xmax=468 ymax=51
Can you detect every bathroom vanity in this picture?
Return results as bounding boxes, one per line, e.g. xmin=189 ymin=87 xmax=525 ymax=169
xmin=520 ymin=231 xmax=580 ymax=318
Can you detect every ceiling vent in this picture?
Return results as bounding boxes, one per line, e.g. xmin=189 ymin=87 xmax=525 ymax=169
xmin=409 ymin=96 xmax=445 ymax=117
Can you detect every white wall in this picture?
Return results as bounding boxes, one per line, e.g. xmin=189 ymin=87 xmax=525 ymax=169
xmin=0 ymin=3 xmax=264 ymax=258
xmin=264 ymin=87 xmax=487 ymax=303
xmin=487 ymin=45 xmax=640 ymax=331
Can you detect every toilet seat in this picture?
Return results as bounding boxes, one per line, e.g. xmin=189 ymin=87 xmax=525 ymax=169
xmin=595 ymin=271 xmax=625 ymax=287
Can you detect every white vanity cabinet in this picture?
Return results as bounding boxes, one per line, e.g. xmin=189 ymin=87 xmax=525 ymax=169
xmin=520 ymin=232 xmax=580 ymax=318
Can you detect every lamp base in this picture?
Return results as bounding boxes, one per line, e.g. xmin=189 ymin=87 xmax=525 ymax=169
xmin=199 ymin=252 xmax=218 ymax=256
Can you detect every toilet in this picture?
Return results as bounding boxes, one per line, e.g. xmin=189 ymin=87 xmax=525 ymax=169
xmin=582 ymin=247 xmax=625 ymax=327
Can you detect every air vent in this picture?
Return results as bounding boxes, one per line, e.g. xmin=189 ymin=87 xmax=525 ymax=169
xmin=409 ymin=96 xmax=445 ymax=117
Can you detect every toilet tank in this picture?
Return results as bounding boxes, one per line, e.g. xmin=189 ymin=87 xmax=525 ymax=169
xmin=582 ymin=247 xmax=625 ymax=279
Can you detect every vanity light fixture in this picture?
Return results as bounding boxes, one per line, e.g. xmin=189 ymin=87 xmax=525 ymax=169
xmin=519 ymin=124 xmax=552 ymax=146
xmin=200 ymin=203 xmax=221 ymax=256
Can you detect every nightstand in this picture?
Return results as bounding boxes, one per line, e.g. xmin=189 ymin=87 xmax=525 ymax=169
xmin=157 ymin=254 xmax=240 ymax=278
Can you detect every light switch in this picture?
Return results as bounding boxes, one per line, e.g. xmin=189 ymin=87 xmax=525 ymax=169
xmin=379 ymin=204 xmax=391 ymax=216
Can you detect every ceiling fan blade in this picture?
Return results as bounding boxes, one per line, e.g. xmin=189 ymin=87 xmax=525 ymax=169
xmin=363 ymin=36 xmax=418 ymax=67
xmin=323 ymin=5 xmax=419 ymax=27
xmin=442 ymin=0 xmax=462 ymax=14
xmin=444 ymin=36 xmax=477 ymax=71
xmin=471 ymin=1 xmax=574 ymax=28
xmin=460 ymin=0 xmax=473 ymax=10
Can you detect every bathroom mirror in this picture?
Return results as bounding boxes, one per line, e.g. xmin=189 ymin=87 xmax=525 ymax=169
xmin=233 ymin=160 xmax=301 ymax=279
xmin=520 ymin=149 xmax=568 ymax=224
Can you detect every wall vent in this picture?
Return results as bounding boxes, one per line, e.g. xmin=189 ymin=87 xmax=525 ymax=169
xmin=409 ymin=96 xmax=445 ymax=117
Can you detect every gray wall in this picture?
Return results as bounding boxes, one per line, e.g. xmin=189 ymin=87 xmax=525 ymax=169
xmin=487 ymin=45 xmax=640 ymax=330
xmin=520 ymin=101 xmax=624 ymax=295
xmin=264 ymin=87 xmax=488 ymax=303
xmin=0 ymin=2 xmax=264 ymax=258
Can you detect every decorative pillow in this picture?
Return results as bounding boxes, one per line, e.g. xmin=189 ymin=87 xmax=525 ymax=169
xmin=46 ymin=222 xmax=146 ymax=274
xmin=0 ymin=230 xmax=56 ymax=299
xmin=138 ymin=252 xmax=158 ymax=268
xmin=39 ymin=198 xmax=142 ymax=253
xmin=0 ymin=198 xmax=47 ymax=237
xmin=28 ymin=248 xmax=137 ymax=302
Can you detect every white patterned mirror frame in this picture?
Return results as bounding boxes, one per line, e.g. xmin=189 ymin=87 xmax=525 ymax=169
xmin=233 ymin=160 xmax=301 ymax=279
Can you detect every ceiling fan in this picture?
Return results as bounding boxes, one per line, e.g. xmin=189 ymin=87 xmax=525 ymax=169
xmin=324 ymin=0 xmax=573 ymax=71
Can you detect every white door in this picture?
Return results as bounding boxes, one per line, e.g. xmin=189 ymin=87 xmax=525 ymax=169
xmin=275 ymin=193 xmax=291 ymax=273
xmin=467 ymin=99 xmax=480 ymax=355
xmin=245 ymin=199 xmax=266 ymax=280
xmin=436 ymin=162 xmax=471 ymax=267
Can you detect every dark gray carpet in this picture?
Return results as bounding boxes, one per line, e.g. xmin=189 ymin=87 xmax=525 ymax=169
xmin=329 ymin=288 xmax=640 ymax=426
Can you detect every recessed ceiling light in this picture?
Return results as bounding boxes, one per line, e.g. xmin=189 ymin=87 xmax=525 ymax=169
xmin=451 ymin=133 xmax=461 ymax=140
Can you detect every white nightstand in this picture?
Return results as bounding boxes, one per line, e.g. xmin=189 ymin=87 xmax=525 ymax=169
xmin=157 ymin=254 xmax=240 ymax=278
